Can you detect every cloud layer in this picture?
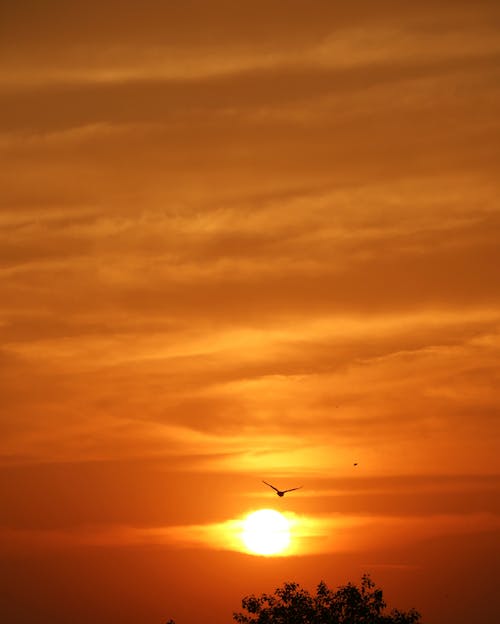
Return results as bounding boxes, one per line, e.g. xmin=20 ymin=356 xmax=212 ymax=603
xmin=1 ymin=3 xmax=499 ymax=622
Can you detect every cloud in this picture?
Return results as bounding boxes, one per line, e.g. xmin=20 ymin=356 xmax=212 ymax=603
xmin=0 ymin=0 xmax=498 ymax=512
xmin=2 ymin=0 xmax=499 ymax=88
xmin=1 ymin=510 xmax=498 ymax=558
xmin=0 ymin=6 xmax=499 ymax=624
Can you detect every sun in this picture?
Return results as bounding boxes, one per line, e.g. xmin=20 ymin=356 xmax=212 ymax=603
xmin=241 ymin=509 xmax=291 ymax=556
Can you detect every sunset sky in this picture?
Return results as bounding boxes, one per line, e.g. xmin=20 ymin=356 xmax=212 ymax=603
xmin=1 ymin=2 xmax=499 ymax=623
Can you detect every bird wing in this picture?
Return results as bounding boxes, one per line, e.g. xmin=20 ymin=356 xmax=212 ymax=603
xmin=262 ymin=480 xmax=280 ymax=492
xmin=283 ymin=486 xmax=302 ymax=493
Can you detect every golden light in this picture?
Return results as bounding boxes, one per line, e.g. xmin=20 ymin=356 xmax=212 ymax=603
xmin=241 ymin=509 xmax=291 ymax=556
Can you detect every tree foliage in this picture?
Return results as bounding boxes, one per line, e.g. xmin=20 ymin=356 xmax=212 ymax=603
xmin=233 ymin=574 xmax=421 ymax=624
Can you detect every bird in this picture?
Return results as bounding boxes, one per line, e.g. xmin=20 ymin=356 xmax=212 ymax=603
xmin=262 ymin=480 xmax=302 ymax=497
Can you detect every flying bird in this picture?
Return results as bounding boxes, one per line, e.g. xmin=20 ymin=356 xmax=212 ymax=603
xmin=262 ymin=480 xmax=302 ymax=497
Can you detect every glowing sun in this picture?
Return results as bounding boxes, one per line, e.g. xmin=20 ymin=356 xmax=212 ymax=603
xmin=241 ymin=509 xmax=291 ymax=556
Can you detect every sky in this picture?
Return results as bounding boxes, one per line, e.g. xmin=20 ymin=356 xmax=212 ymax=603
xmin=1 ymin=1 xmax=499 ymax=622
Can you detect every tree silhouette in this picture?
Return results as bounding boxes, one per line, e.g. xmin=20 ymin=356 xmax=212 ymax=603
xmin=233 ymin=574 xmax=421 ymax=624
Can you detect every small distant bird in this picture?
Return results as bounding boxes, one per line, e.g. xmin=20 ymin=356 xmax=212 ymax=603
xmin=353 ymin=463 xmax=358 ymax=467
xmin=262 ymin=480 xmax=302 ymax=497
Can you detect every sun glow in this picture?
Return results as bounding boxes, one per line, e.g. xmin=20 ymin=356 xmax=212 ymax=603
xmin=241 ymin=509 xmax=291 ymax=556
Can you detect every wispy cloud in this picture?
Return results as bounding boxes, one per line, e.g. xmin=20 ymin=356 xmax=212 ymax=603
xmin=2 ymin=511 xmax=498 ymax=557
xmin=0 ymin=0 xmax=498 ymax=555
xmin=1 ymin=4 xmax=499 ymax=623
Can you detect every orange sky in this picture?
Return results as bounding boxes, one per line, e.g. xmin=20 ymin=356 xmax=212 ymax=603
xmin=1 ymin=2 xmax=499 ymax=623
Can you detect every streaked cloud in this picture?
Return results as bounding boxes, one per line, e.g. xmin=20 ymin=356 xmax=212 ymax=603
xmin=0 ymin=3 xmax=499 ymax=621
xmin=2 ymin=510 xmax=498 ymax=558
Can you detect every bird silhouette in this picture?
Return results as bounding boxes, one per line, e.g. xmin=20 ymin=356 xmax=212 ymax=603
xmin=262 ymin=480 xmax=302 ymax=497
